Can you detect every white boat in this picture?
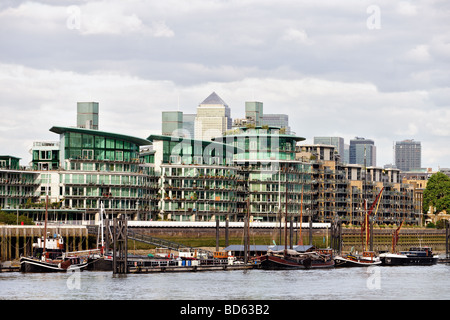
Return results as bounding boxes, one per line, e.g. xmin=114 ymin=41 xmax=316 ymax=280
xmin=334 ymin=251 xmax=381 ymax=267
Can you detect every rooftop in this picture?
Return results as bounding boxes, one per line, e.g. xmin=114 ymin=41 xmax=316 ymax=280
xmin=50 ymin=126 xmax=151 ymax=146
xmin=199 ymin=92 xmax=228 ymax=106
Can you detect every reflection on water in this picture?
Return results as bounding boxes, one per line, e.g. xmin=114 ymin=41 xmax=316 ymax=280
xmin=1 ymin=264 xmax=450 ymax=300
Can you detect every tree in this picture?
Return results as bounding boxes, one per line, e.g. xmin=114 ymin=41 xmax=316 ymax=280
xmin=0 ymin=211 xmax=34 ymax=225
xmin=423 ymin=172 xmax=450 ymax=214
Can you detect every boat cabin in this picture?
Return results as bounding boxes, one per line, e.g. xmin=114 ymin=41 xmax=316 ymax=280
xmin=401 ymin=247 xmax=433 ymax=257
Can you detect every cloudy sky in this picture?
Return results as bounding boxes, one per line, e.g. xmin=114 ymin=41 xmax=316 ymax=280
xmin=0 ymin=0 xmax=449 ymax=170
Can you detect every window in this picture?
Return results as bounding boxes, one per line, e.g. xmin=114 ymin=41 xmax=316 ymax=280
xmin=95 ymin=136 xmax=105 ymax=149
xmin=82 ymin=135 xmax=94 ymax=148
xmin=70 ymin=133 xmax=82 ymax=148
xmin=40 ymin=150 xmax=51 ymax=160
xmin=170 ymin=155 xmax=181 ymax=164
xmin=82 ymin=149 xmax=94 ymax=160
xmin=106 ymin=138 xmax=115 ymax=149
xmin=40 ymin=186 xmax=51 ymax=196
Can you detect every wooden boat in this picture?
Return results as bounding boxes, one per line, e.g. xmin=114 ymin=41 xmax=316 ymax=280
xmin=20 ymin=234 xmax=88 ymax=273
xmin=259 ymin=247 xmax=334 ymax=270
xmin=333 ymin=188 xmax=384 ymax=268
xmin=20 ymin=192 xmax=88 ymax=273
xmin=334 ymin=251 xmax=381 ymax=267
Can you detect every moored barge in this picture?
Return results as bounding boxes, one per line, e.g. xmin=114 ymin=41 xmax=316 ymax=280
xmin=379 ymin=247 xmax=439 ymax=266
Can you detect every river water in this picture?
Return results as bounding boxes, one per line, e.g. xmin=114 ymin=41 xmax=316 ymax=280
xmin=1 ymin=264 xmax=450 ymax=301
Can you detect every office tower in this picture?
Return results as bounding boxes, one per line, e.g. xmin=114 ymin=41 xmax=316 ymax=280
xmin=162 ymin=111 xmax=183 ymax=136
xmin=182 ymin=113 xmax=196 ymax=139
xmin=349 ymin=137 xmax=376 ymax=167
xmin=245 ymin=101 xmax=263 ymax=126
xmin=261 ymin=114 xmax=290 ymax=133
xmin=344 ymin=144 xmax=349 ymax=164
xmin=77 ymin=102 xmax=99 ymax=130
xmin=313 ymin=137 xmax=345 ymax=160
xmin=395 ymin=139 xmax=421 ymax=172
xmin=194 ymin=92 xmax=232 ymax=141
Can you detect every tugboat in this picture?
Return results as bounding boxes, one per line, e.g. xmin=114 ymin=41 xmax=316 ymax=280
xmin=20 ymin=192 xmax=88 ymax=273
xmin=334 ymin=251 xmax=381 ymax=267
xmin=379 ymin=247 xmax=439 ymax=266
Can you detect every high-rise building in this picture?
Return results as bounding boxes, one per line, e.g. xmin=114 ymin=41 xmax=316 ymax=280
xmin=182 ymin=113 xmax=196 ymax=139
xmin=349 ymin=137 xmax=376 ymax=167
xmin=162 ymin=111 xmax=183 ymax=136
xmin=261 ymin=114 xmax=290 ymax=133
xmin=245 ymin=101 xmax=263 ymax=126
xmin=313 ymin=137 xmax=345 ymax=160
xmin=395 ymin=139 xmax=421 ymax=172
xmin=77 ymin=102 xmax=99 ymax=130
xmin=194 ymin=92 xmax=232 ymax=141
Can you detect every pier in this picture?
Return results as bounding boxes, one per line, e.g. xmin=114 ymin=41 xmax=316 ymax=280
xmin=129 ymin=263 xmax=256 ymax=273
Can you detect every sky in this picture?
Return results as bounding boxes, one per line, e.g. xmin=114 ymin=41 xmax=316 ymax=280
xmin=0 ymin=0 xmax=449 ymax=170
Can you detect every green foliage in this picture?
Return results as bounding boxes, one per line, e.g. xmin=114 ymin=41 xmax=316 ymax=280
xmin=423 ymin=172 xmax=450 ymax=214
xmin=0 ymin=211 xmax=34 ymax=225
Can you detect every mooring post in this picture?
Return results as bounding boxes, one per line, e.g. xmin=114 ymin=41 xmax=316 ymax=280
xmin=225 ymin=217 xmax=229 ymax=248
xmin=216 ymin=216 xmax=220 ymax=252
xmin=309 ymin=215 xmax=313 ymax=245
xmin=289 ymin=217 xmax=293 ymax=249
xmin=446 ymin=220 xmax=449 ymax=259
xmin=113 ymin=216 xmax=128 ymax=274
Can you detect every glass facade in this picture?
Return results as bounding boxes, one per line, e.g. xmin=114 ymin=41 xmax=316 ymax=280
xmin=0 ymin=156 xmax=39 ymax=209
xmin=49 ymin=127 xmax=154 ymax=221
xmin=147 ymin=135 xmax=240 ymax=221
xmin=215 ymin=126 xmax=311 ymax=222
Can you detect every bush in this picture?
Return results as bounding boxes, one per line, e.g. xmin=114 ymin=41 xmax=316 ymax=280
xmin=0 ymin=211 xmax=34 ymax=225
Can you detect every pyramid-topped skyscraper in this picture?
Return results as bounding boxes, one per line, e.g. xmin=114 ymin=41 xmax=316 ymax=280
xmin=195 ymin=92 xmax=232 ymax=141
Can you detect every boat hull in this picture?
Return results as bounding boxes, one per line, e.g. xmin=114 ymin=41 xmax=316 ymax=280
xmin=20 ymin=257 xmax=87 ymax=273
xmin=20 ymin=257 xmax=66 ymax=273
xmin=259 ymin=254 xmax=334 ymax=270
xmin=87 ymin=256 xmax=113 ymax=271
xmin=380 ymin=254 xmax=438 ymax=266
xmin=334 ymin=256 xmax=382 ymax=267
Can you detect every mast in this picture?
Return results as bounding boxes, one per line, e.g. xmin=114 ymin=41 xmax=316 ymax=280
xmin=100 ymin=201 xmax=105 ymax=255
xmin=392 ymin=217 xmax=405 ymax=252
xmin=363 ymin=146 xmax=367 ymax=252
xmin=361 ymin=187 xmax=384 ymax=252
xmin=284 ymin=164 xmax=288 ymax=255
xmin=43 ymin=186 xmax=49 ymax=260
xmin=298 ymin=182 xmax=304 ymax=246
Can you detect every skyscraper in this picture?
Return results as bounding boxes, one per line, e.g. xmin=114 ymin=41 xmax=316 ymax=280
xmin=349 ymin=137 xmax=376 ymax=167
xmin=245 ymin=101 xmax=263 ymax=126
xmin=395 ymin=139 xmax=421 ymax=172
xmin=261 ymin=114 xmax=290 ymax=133
xmin=162 ymin=111 xmax=183 ymax=136
xmin=182 ymin=113 xmax=196 ymax=139
xmin=77 ymin=102 xmax=99 ymax=130
xmin=194 ymin=92 xmax=232 ymax=141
